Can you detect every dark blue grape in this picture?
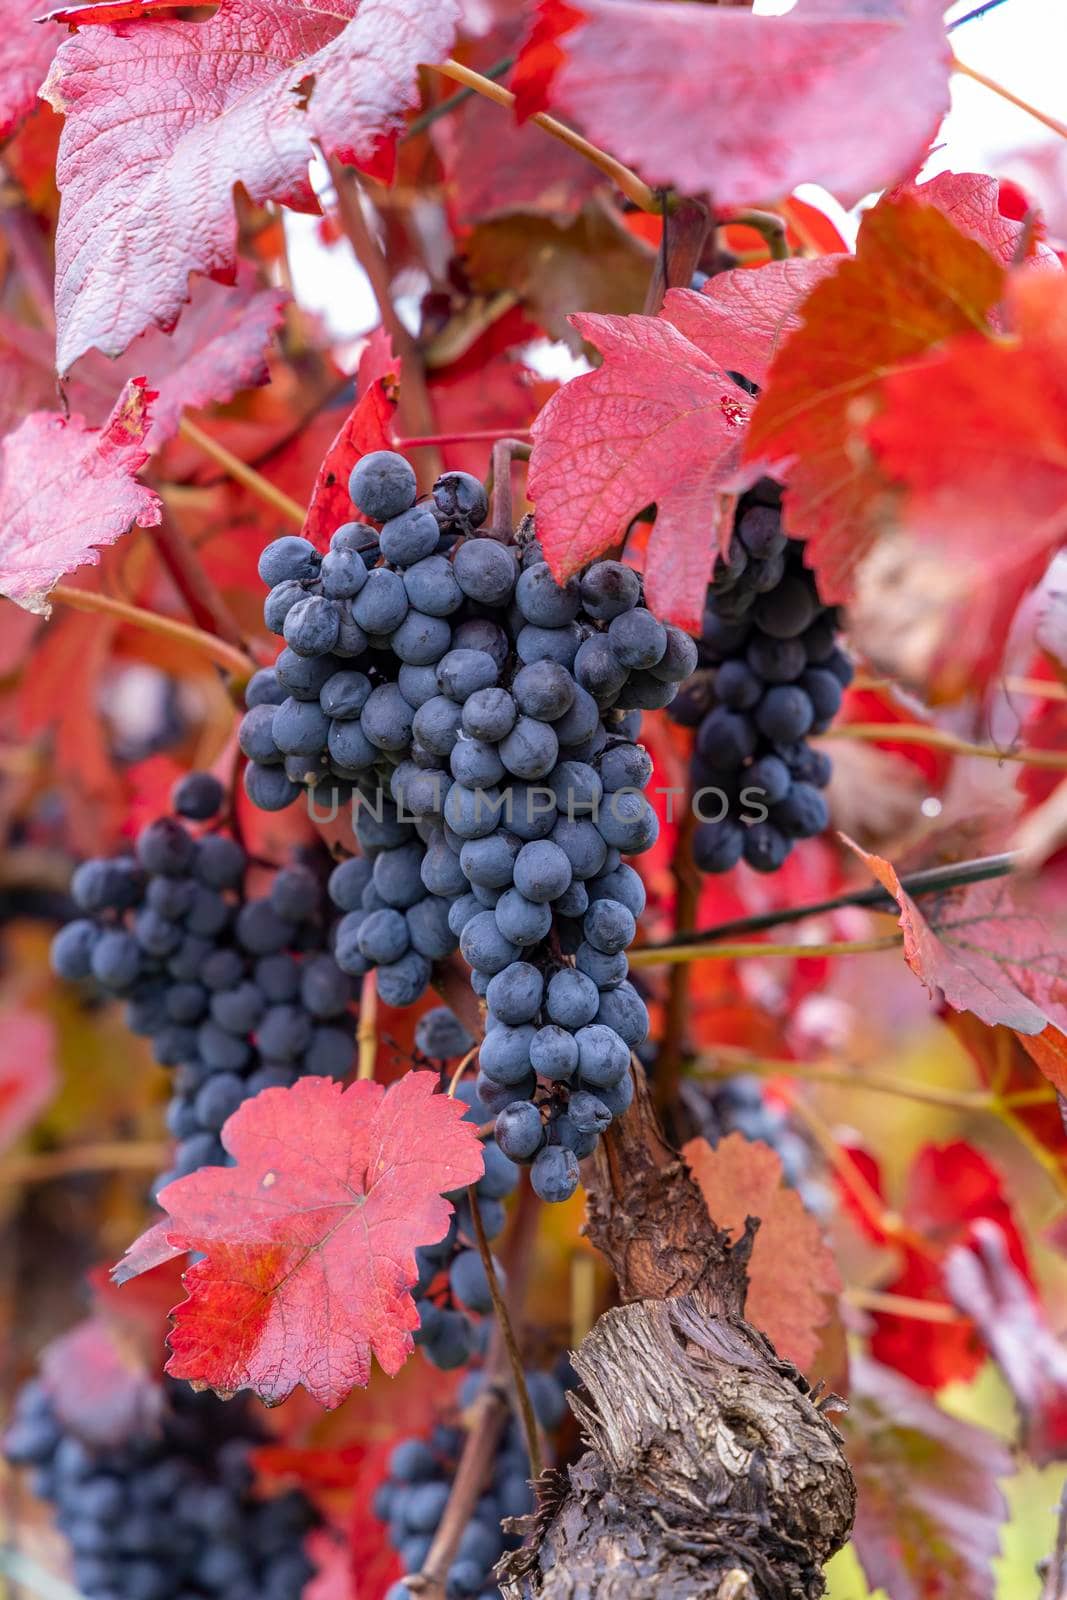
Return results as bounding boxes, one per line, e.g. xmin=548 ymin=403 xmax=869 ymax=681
xmin=171 ymin=771 xmax=224 ymax=821
xmin=530 ymin=1144 xmax=579 ymax=1202
xmin=742 ymin=821 xmax=791 ymax=872
xmin=755 ymin=685 xmax=814 ymax=743
xmin=258 ymin=536 xmax=319 ymax=587
xmin=349 ymin=451 xmax=417 ymax=522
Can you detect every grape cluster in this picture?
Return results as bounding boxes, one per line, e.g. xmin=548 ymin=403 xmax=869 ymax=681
xmin=48 ymin=774 xmax=357 ymax=1189
xmin=245 ymin=452 xmax=697 ymax=1186
xmin=3 ymin=1377 xmax=316 ymax=1600
xmin=375 ymin=1370 xmax=571 ymax=1600
xmin=670 ymin=480 xmax=851 ymax=874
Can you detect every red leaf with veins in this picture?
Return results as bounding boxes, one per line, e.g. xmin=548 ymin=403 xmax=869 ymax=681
xmin=42 ymin=0 xmax=459 ymax=369
xmin=0 ymin=378 xmax=162 ymax=614
xmin=845 ymin=838 xmax=1067 ymax=1056
xmin=684 ymin=1132 xmax=840 ymax=1370
xmin=301 ymin=331 xmax=400 ymax=552
xmin=512 ymin=0 xmax=950 ymax=208
xmin=126 ymin=275 xmax=287 ymax=448
xmin=115 ymin=1073 xmax=485 ymax=1408
xmin=892 ymin=169 xmax=1058 ymax=265
xmin=867 ymin=269 xmax=1067 ymax=699
xmin=529 ymin=309 xmax=750 ymax=629
xmin=744 ymin=194 xmax=1005 ymax=605
xmin=663 ymin=258 xmax=840 ymax=391
xmin=0 ymin=0 xmax=61 ymax=138
xmin=945 ymin=1219 xmax=1067 ymax=1464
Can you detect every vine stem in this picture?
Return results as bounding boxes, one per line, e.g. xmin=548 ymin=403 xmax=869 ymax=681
xmin=465 ymin=1186 xmax=544 ymax=1481
xmin=636 ymin=851 xmax=1016 ymax=952
xmin=952 ymin=55 xmax=1067 ymax=141
xmin=321 ymin=154 xmax=441 ymax=479
xmin=488 ymin=438 xmax=532 ymax=540
xmin=844 ymin=1287 xmax=965 ymax=1325
xmin=177 ymin=417 xmax=306 ymax=527
xmin=726 ymin=209 xmax=789 ymax=260
xmin=642 ymin=196 xmax=711 ymax=317
xmin=356 ymin=971 xmax=378 ymax=1080
xmin=149 ymin=516 xmax=248 ymax=649
xmin=50 ymin=585 xmax=258 ymax=679
xmin=696 ymin=1051 xmax=1057 ymax=1114
xmin=446 ymin=1045 xmax=481 ymax=1098
xmin=405 ymin=53 xmax=516 ymax=139
xmin=825 ymin=721 xmax=1067 ymax=769
xmin=947 ymin=0 xmax=1009 ymax=28
xmin=629 ymin=933 xmax=903 ymax=968
xmin=428 ymin=61 xmax=660 ymax=214
xmin=0 ymin=1141 xmax=170 ymax=1186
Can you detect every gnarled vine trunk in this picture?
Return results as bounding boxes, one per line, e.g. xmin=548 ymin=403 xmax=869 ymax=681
xmin=499 ymin=1069 xmax=855 ymax=1599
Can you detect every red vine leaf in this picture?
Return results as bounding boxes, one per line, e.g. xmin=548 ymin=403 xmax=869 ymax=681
xmin=844 ymin=1355 xmax=1011 ymax=1600
xmin=743 ymin=194 xmax=1005 ymax=604
xmin=529 ymin=309 xmax=751 ymax=629
xmin=852 ymin=1139 xmax=1033 ymax=1390
xmin=0 ymin=378 xmax=162 ymax=614
xmin=115 ymin=1073 xmax=486 ymax=1408
xmin=866 ymin=268 xmax=1067 ymax=700
xmin=684 ymin=1131 xmax=841 ymax=1370
xmin=845 ymin=838 xmax=1067 ymax=1059
xmin=945 ymin=1220 xmax=1067 ymax=1465
xmin=892 ymin=168 xmax=1058 ymax=266
xmin=131 ymin=275 xmax=288 ymax=448
xmin=662 ymin=258 xmax=840 ymax=391
xmin=512 ymin=0 xmax=951 ymax=208
xmin=42 ymin=0 xmax=460 ymax=368
xmin=301 ymin=331 xmax=400 ymax=551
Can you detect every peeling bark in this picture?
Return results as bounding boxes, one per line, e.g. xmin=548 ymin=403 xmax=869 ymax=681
xmin=499 ymin=1068 xmax=855 ymax=1599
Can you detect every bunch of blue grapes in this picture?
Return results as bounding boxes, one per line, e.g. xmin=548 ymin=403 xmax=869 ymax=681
xmin=245 ymin=451 xmax=697 ymax=1182
xmin=326 ymin=801 xmax=459 ymax=1008
xmin=47 ymin=772 xmax=357 ymax=1189
xmin=670 ymin=480 xmax=851 ymax=874
xmin=3 ymin=1375 xmax=317 ymax=1600
xmin=376 ymin=1368 xmax=570 ymax=1600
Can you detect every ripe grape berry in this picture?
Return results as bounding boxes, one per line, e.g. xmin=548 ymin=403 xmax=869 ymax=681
xmin=248 ymin=452 xmax=692 ymax=1118
xmin=673 ymin=479 xmax=849 ymax=874
xmin=3 ymin=1377 xmax=317 ymax=1600
xmin=48 ymin=778 xmax=357 ymax=1190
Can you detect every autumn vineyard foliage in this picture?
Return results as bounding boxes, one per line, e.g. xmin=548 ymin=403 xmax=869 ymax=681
xmin=1 ymin=0 xmax=1067 ymax=1596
